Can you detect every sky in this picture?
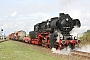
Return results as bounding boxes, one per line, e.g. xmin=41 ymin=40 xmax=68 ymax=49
xmin=0 ymin=0 xmax=90 ymax=36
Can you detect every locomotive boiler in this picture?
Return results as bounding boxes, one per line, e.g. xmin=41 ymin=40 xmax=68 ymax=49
xmin=29 ymin=13 xmax=81 ymax=50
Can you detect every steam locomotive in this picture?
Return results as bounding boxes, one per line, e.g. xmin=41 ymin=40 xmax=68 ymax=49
xmin=29 ymin=13 xmax=81 ymax=50
xmin=9 ymin=13 xmax=81 ymax=50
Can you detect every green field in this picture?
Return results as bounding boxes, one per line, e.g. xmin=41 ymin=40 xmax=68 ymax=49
xmin=0 ymin=40 xmax=88 ymax=60
xmin=0 ymin=40 xmax=66 ymax=60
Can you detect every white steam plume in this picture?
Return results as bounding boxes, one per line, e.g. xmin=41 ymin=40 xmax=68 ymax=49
xmin=70 ymin=28 xmax=83 ymax=39
xmin=51 ymin=46 xmax=72 ymax=55
xmin=77 ymin=45 xmax=90 ymax=53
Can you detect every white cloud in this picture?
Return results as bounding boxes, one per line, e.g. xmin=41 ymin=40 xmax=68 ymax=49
xmin=30 ymin=12 xmax=51 ymax=24
xmin=0 ymin=18 xmax=2 ymax=22
xmin=11 ymin=11 xmax=17 ymax=17
xmin=86 ymin=12 xmax=90 ymax=18
xmin=0 ymin=0 xmax=90 ymax=36
xmin=80 ymin=26 xmax=89 ymax=31
xmin=1 ymin=12 xmax=52 ymax=35
xmin=70 ymin=10 xmax=81 ymax=18
xmin=30 ymin=12 xmax=51 ymax=19
xmin=27 ymin=12 xmax=52 ymax=31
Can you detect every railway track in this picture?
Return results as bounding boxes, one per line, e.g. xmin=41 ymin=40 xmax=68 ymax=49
xmin=71 ymin=50 xmax=90 ymax=59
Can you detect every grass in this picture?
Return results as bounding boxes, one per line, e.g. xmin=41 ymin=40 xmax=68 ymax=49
xmin=0 ymin=40 xmax=65 ymax=60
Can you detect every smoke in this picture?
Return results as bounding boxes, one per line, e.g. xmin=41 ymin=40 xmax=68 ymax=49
xmin=51 ymin=46 xmax=72 ymax=55
xmin=70 ymin=28 xmax=83 ymax=39
xmin=77 ymin=45 xmax=90 ymax=53
xmin=51 ymin=45 xmax=90 ymax=55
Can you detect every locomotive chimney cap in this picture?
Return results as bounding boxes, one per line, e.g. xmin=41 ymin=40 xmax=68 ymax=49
xmin=59 ymin=13 xmax=65 ymax=16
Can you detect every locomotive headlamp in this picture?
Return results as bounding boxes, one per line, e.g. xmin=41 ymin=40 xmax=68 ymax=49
xmin=66 ymin=18 xmax=69 ymax=21
xmin=78 ymin=40 xmax=81 ymax=43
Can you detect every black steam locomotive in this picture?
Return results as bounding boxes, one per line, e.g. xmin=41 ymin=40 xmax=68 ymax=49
xmin=29 ymin=13 xmax=81 ymax=50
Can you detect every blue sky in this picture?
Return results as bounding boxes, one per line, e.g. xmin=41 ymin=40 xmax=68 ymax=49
xmin=0 ymin=0 xmax=90 ymax=36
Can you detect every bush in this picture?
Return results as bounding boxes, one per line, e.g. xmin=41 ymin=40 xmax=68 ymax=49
xmin=80 ymin=30 xmax=90 ymax=44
